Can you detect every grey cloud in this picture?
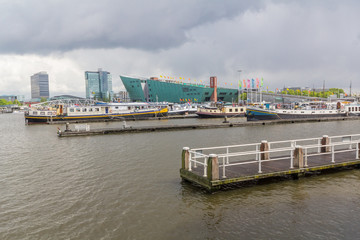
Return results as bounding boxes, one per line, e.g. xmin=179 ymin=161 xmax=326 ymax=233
xmin=0 ymin=0 xmax=265 ymax=54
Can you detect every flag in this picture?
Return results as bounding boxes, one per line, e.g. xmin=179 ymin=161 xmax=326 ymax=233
xmin=247 ymin=79 xmax=250 ymax=88
xmin=243 ymin=79 xmax=246 ymax=88
xmin=256 ymin=78 xmax=259 ymax=88
xmin=239 ymin=80 xmax=242 ymax=89
xmin=261 ymin=78 xmax=264 ymax=87
xmin=251 ymin=79 xmax=255 ymax=88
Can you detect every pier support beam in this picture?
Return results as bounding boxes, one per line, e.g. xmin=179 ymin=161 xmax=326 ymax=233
xmin=260 ymin=140 xmax=270 ymax=160
xmin=182 ymin=147 xmax=190 ymax=170
xmin=321 ymin=135 xmax=330 ymax=153
xmin=293 ymin=146 xmax=304 ymax=168
xmin=207 ymin=154 xmax=219 ymax=181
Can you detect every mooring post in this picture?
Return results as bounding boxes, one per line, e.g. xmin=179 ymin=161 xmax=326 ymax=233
xmin=293 ymin=146 xmax=304 ymax=168
xmin=357 ymin=142 xmax=360 ymax=159
xmin=207 ymin=154 xmax=219 ymax=181
xmin=321 ymin=135 xmax=330 ymax=152
xmin=260 ymin=140 xmax=269 ymax=160
xmin=182 ymin=147 xmax=190 ymax=170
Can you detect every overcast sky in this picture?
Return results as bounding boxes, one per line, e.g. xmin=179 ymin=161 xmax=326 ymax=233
xmin=0 ymin=0 xmax=359 ymax=98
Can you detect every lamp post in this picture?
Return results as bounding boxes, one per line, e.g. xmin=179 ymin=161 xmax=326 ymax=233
xmin=238 ymin=70 xmax=242 ymax=104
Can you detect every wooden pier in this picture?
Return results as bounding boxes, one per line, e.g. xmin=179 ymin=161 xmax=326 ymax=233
xmin=57 ymin=116 xmax=360 ymax=137
xmin=180 ymin=134 xmax=360 ymax=191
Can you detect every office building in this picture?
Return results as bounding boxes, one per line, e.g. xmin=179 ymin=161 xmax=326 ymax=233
xmin=31 ymin=71 xmax=49 ymax=99
xmin=85 ymin=68 xmax=113 ymax=100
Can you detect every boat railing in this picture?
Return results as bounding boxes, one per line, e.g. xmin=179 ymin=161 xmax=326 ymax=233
xmin=186 ymin=133 xmax=360 ymax=178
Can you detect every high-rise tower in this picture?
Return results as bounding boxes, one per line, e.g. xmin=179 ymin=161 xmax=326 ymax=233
xmin=31 ymin=71 xmax=49 ymax=99
xmin=85 ymin=68 xmax=113 ymax=100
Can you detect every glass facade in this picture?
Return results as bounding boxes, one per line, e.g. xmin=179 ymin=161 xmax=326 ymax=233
xmin=31 ymin=72 xmax=49 ymax=99
xmin=85 ymin=69 xmax=113 ymax=100
xmin=120 ymin=76 xmax=238 ymax=103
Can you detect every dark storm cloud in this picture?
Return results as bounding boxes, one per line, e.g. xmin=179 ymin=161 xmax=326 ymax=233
xmin=0 ymin=0 xmax=264 ymax=54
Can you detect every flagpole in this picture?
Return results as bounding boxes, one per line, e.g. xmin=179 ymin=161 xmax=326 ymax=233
xmin=238 ymin=70 xmax=242 ymax=105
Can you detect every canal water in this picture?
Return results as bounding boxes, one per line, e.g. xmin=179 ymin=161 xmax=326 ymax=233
xmin=1 ymin=113 xmax=360 ymax=239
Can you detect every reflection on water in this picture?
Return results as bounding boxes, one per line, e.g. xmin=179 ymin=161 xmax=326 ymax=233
xmin=1 ymin=113 xmax=360 ymax=239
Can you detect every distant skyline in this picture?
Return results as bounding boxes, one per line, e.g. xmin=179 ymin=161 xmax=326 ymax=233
xmin=0 ymin=0 xmax=359 ymax=99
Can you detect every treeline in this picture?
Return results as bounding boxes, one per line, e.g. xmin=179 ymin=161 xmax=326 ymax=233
xmin=238 ymin=88 xmax=346 ymax=101
xmin=0 ymin=99 xmax=21 ymax=106
xmin=278 ymin=88 xmax=345 ymax=98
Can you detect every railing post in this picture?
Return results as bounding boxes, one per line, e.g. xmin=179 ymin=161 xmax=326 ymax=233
xmin=357 ymin=142 xmax=360 ymax=160
xmin=203 ymin=158 xmax=207 ymax=177
xmin=331 ymin=145 xmax=335 ymax=163
xmin=349 ymin=136 xmax=353 ymax=150
xmin=226 ymin=147 xmax=229 ymax=164
xmin=321 ymin=135 xmax=330 ymax=153
xmin=189 ymin=152 xmax=192 ymax=171
xmin=293 ymin=146 xmax=304 ymax=169
xmin=182 ymin=147 xmax=190 ymax=170
xmin=304 ymin=148 xmax=308 ymax=167
xmin=318 ymin=138 xmax=321 ymax=153
xmin=260 ymin=140 xmax=269 ymax=160
xmin=207 ymin=154 xmax=219 ymax=181
xmin=222 ymin=157 xmax=226 ymax=178
xmin=290 ymin=149 xmax=294 ymax=169
xmin=258 ymin=157 xmax=262 ymax=174
xmin=256 ymin=145 xmax=259 ymax=161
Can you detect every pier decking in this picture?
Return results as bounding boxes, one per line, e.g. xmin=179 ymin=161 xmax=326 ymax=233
xmin=180 ymin=134 xmax=360 ymax=191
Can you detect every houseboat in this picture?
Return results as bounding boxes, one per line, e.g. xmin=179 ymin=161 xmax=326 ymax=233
xmin=196 ymin=103 xmax=246 ymax=118
xmin=24 ymin=99 xmax=168 ymax=124
xmin=246 ymin=101 xmax=348 ymax=121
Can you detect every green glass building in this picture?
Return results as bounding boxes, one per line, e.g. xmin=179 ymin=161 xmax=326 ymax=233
xmin=85 ymin=69 xmax=113 ymax=100
xmin=120 ymin=76 xmax=239 ymax=103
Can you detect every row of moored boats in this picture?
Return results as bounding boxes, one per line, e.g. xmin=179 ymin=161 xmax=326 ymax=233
xmin=23 ymin=100 xmax=360 ymax=123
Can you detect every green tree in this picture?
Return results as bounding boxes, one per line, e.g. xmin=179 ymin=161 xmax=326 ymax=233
xmin=40 ymin=97 xmax=47 ymax=102
xmin=0 ymin=99 xmax=8 ymax=105
xmin=288 ymin=89 xmax=295 ymax=95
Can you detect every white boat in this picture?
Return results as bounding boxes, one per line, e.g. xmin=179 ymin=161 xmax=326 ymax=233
xmin=196 ymin=103 xmax=246 ymax=118
xmin=246 ymin=101 xmax=349 ymax=121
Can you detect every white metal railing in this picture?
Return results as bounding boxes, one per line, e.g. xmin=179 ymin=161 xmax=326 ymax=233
xmin=186 ymin=134 xmax=360 ymax=179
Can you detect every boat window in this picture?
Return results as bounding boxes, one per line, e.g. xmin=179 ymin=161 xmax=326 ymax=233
xmin=356 ymin=107 xmax=358 ymax=111
xmin=229 ymin=109 xmax=233 ymax=112
xmin=115 ymin=107 xmax=118 ymax=109
xmin=301 ymin=111 xmax=304 ymax=113
xmin=89 ymin=108 xmax=93 ymax=112
xmin=95 ymin=108 xmax=100 ymax=112
xmin=312 ymin=111 xmax=315 ymax=113
xmin=70 ymin=108 xmax=74 ymax=112
xmin=235 ymin=108 xmax=238 ymax=112
xmin=33 ymin=111 xmax=37 ymax=115
xmin=47 ymin=112 xmax=53 ymax=115
xmin=40 ymin=112 xmax=45 ymax=115
xmin=352 ymin=107 xmax=355 ymax=111
xmin=76 ymin=108 xmax=81 ymax=112
xmin=82 ymin=108 xmax=87 ymax=112
xmin=241 ymin=108 xmax=243 ymax=112
xmin=128 ymin=107 xmax=131 ymax=110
